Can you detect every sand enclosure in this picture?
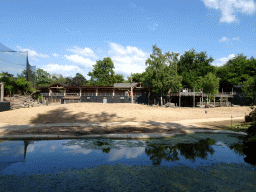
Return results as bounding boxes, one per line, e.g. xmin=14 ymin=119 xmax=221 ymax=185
xmin=0 ymin=103 xmax=252 ymax=136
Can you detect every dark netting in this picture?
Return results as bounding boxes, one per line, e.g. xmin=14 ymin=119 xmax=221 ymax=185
xmin=0 ymin=43 xmax=36 ymax=88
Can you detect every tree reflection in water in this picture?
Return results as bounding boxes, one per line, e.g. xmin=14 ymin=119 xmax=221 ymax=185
xmin=145 ymin=138 xmax=216 ymax=165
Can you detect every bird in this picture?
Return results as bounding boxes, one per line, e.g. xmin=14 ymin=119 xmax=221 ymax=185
xmin=205 ymin=110 xmax=207 ymax=114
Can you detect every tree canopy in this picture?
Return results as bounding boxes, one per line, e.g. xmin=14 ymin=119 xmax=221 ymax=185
xmin=143 ymin=45 xmax=182 ymax=105
xmin=197 ymin=72 xmax=220 ymax=101
xmin=87 ymin=57 xmax=115 ymax=86
xmin=35 ymin=69 xmax=53 ymax=88
xmin=216 ymin=54 xmax=256 ymax=92
xmin=177 ymin=49 xmax=215 ymax=91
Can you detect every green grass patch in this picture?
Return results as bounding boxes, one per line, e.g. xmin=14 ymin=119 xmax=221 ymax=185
xmin=219 ymin=121 xmax=254 ymax=133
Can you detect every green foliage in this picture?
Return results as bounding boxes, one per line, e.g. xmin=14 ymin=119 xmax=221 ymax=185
xmin=38 ymin=96 xmax=43 ymax=101
xmin=87 ymin=57 xmax=115 ymax=86
xmin=35 ymin=68 xmax=53 ymax=88
xmin=177 ymin=49 xmax=215 ymax=90
xmin=15 ymin=78 xmax=33 ymax=95
xmin=216 ymin=54 xmax=256 ymax=92
xmin=127 ymin=72 xmax=146 ymax=84
xmin=113 ymin=74 xmax=125 ymax=83
xmin=242 ymin=76 xmax=256 ymax=105
xmin=197 ymin=72 xmax=220 ymax=101
xmin=144 ymin=45 xmax=182 ymax=101
xmin=65 ymin=73 xmax=87 ymax=86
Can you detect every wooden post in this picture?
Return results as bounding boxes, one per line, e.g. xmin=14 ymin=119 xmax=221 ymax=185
xmin=179 ymin=87 xmax=181 ymax=107
xmin=202 ymin=88 xmax=203 ymax=106
xmin=193 ymin=87 xmax=195 ymax=108
xmin=79 ymin=88 xmax=82 ymax=97
xmin=0 ymin=82 xmax=4 ymax=102
xmin=214 ymin=97 xmax=215 ymax=106
xmin=96 ymin=88 xmax=98 ymax=96
xmin=113 ymin=89 xmax=115 ymax=96
xmin=131 ymin=86 xmax=133 ymax=103
xmin=64 ymin=89 xmax=66 ymax=96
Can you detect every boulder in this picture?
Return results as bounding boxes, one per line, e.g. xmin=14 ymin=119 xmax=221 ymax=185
xmin=245 ymin=108 xmax=256 ymax=122
xmin=165 ymin=102 xmax=175 ymax=108
xmin=245 ymin=115 xmax=253 ymax=122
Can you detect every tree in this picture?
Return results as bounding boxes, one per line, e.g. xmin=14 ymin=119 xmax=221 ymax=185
xmin=126 ymin=72 xmax=148 ymax=84
xmin=112 ymin=74 xmax=125 ymax=83
xmin=242 ymin=76 xmax=256 ymax=105
xmin=14 ymin=78 xmax=33 ymax=95
xmin=65 ymin=73 xmax=88 ymax=86
xmin=177 ymin=49 xmax=215 ymax=91
xmin=17 ymin=69 xmax=27 ymax=79
xmin=216 ymin=53 xmax=256 ymax=92
xmin=72 ymin=73 xmax=87 ymax=86
xmin=197 ymin=72 xmax=220 ymax=102
xmin=144 ymin=45 xmax=183 ymax=106
xmin=87 ymin=57 xmax=115 ymax=86
xmin=0 ymin=72 xmax=16 ymax=96
xmin=35 ymin=69 xmax=53 ymax=88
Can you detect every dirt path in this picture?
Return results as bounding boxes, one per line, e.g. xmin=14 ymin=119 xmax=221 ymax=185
xmin=0 ymin=103 xmax=251 ymax=137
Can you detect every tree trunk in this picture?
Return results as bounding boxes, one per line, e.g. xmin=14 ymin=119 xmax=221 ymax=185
xmin=161 ymin=95 xmax=163 ymax=106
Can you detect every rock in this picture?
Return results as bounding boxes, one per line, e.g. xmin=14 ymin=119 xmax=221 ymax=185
xmin=165 ymin=102 xmax=175 ymax=108
xmin=245 ymin=115 xmax=253 ymax=122
xmin=3 ymin=94 xmax=49 ymax=110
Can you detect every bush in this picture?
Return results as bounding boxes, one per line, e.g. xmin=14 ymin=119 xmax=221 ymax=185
xmin=38 ymin=96 xmax=43 ymax=101
xmin=247 ymin=122 xmax=256 ymax=137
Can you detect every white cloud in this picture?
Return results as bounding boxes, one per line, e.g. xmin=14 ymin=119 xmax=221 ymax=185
xmin=202 ymin=0 xmax=256 ymax=23
xmin=219 ymin=36 xmax=228 ymax=42
xmin=41 ymin=63 xmax=89 ymax=78
xmin=16 ymin=46 xmax=49 ymax=61
xmin=212 ymin=54 xmax=236 ymax=66
xmin=53 ymin=53 xmax=59 ymax=58
xmin=67 ymin=46 xmax=97 ymax=58
xmin=108 ymin=43 xmax=149 ymax=77
xmin=64 ymin=54 xmax=95 ymax=69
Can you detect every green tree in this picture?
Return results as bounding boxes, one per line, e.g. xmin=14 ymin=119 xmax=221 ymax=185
xmin=177 ymin=49 xmax=215 ymax=91
xmin=87 ymin=57 xmax=115 ymax=86
xmin=14 ymin=78 xmax=33 ymax=95
xmin=144 ymin=45 xmax=182 ymax=106
xmin=197 ymin=72 xmax=220 ymax=102
xmin=17 ymin=69 xmax=27 ymax=79
xmin=0 ymin=72 xmax=16 ymax=96
xmin=126 ymin=72 xmax=146 ymax=84
xmin=216 ymin=54 xmax=256 ymax=92
xmin=242 ymin=76 xmax=256 ymax=105
xmin=72 ymin=73 xmax=87 ymax=86
xmin=35 ymin=69 xmax=53 ymax=88
xmin=112 ymin=74 xmax=125 ymax=83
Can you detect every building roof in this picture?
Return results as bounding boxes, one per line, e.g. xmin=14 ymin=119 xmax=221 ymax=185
xmin=114 ymin=83 xmax=140 ymax=88
xmin=37 ymin=82 xmax=146 ymax=90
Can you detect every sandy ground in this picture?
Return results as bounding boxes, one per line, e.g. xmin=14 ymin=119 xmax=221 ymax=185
xmin=0 ymin=103 xmax=252 ymax=136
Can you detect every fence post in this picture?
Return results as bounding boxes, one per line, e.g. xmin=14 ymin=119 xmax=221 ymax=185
xmin=179 ymin=87 xmax=181 ymax=108
xmin=193 ymin=87 xmax=195 ymax=108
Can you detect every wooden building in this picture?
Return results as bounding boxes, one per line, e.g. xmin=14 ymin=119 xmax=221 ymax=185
xmin=38 ymin=82 xmax=150 ymax=104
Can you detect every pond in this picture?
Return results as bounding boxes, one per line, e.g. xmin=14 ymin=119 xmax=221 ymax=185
xmin=0 ymin=133 xmax=255 ymax=192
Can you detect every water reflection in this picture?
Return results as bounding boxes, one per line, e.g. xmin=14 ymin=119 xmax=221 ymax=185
xmin=0 ymin=133 xmax=255 ymax=176
xmin=145 ymin=138 xmax=216 ymax=165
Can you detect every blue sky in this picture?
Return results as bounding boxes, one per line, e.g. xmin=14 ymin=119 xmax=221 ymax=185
xmin=1 ymin=0 xmax=255 ymax=80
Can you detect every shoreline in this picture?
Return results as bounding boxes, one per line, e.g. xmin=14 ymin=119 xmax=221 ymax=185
xmin=0 ymin=117 xmax=247 ymax=140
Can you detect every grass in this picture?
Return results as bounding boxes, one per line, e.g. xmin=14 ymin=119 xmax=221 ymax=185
xmin=218 ymin=121 xmax=254 ymax=133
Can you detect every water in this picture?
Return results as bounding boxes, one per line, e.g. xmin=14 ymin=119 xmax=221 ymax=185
xmin=0 ymin=133 xmax=255 ymax=191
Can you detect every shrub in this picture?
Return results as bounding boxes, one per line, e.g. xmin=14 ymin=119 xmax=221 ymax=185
xmin=247 ymin=122 xmax=256 ymax=137
xmin=38 ymin=96 xmax=43 ymax=101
